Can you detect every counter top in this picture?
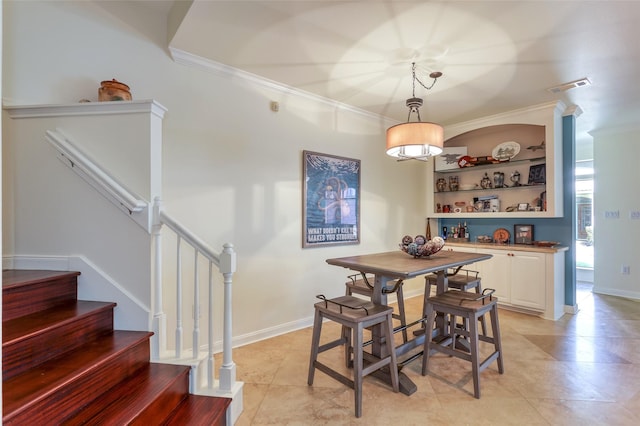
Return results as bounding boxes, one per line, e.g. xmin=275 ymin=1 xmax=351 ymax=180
xmin=444 ymin=241 xmax=568 ymax=254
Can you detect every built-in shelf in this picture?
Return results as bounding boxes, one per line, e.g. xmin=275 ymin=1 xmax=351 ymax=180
xmin=435 ymin=157 xmax=545 ymax=174
xmin=426 ymin=102 xmax=565 ymax=219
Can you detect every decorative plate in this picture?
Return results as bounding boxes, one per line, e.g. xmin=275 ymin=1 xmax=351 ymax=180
xmin=492 ymin=228 xmax=511 ymax=244
xmin=492 ymin=141 xmax=521 ymax=161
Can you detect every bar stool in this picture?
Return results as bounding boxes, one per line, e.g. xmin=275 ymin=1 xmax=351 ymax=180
xmin=424 ymin=269 xmax=487 ymax=334
xmin=421 ymin=289 xmax=504 ymax=399
xmin=308 ymin=295 xmax=399 ymax=418
xmin=345 ymin=274 xmax=408 ymax=342
xmin=424 ymin=269 xmax=482 ymax=296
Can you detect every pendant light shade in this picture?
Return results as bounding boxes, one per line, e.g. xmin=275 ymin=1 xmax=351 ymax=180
xmin=386 ymin=63 xmax=444 ymax=161
xmin=386 ymin=121 xmax=443 ymax=160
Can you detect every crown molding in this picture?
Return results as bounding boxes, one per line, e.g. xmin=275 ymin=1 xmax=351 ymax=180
xmin=168 ymin=47 xmax=391 ymax=124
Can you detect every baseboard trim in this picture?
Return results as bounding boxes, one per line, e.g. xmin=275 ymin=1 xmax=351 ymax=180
xmin=592 ymin=286 xmax=640 ymax=301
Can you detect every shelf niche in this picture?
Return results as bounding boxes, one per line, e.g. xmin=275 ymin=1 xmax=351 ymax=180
xmin=426 ymin=102 xmax=565 ymax=218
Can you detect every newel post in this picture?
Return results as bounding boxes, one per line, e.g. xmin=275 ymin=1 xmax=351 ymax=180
xmin=150 ymin=197 xmax=166 ymax=360
xmin=218 ymin=243 xmax=237 ymax=391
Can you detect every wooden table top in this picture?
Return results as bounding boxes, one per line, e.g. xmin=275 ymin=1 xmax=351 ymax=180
xmin=326 ymin=250 xmax=492 ymax=279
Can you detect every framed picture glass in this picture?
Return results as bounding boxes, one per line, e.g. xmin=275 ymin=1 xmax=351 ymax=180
xmin=528 ymin=163 xmax=546 ymax=184
xmin=514 ymin=224 xmax=534 ymax=245
xmin=302 ymin=151 xmax=360 ymax=248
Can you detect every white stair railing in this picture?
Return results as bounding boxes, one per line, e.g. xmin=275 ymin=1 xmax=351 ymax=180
xmin=47 ymin=129 xmax=238 ymax=395
xmin=152 ymin=198 xmax=238 ymax=393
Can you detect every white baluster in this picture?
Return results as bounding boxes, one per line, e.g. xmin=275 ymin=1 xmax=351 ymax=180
xmin=208 ymin=261 xmax=215 ymax=389
xmin=193 ymin=251 xmax=200 ymax=359
xmin=176 ymin=236 xmax=183 ymax=358
xmin=219 ymin=243 xmax=237 ymax=391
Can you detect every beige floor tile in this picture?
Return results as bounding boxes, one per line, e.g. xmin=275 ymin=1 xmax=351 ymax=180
xmin=528 ymin=398 xmax=639 ymax=425
xmin=230 ymin=288 xmax=640 ymax=424
xmin=523 ymin=335 xmax=631 ymax=363
xmin=234 ymin=383 xmax=269 ymax=426
xmin=439 ymin=397 xmax=550 ymax=425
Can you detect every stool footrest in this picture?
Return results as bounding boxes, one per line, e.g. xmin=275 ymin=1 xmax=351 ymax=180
xmin=429 ymin=341 xmax=473 ymax=362
xmin=318 ymin=337 xmax=348 ymax=353
xmin=314 ymin=361 xmax=354 ymax=389
xmin=479 ymin=351 xmax=501 ymax=373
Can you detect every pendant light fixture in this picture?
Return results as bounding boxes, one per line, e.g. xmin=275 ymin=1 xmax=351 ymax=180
xmin=386 ymin=63 xmax=444 ymax=161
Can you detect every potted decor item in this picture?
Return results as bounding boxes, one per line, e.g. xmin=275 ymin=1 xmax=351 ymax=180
xmin=98 ymin=79 xmax=132 ymax=101
xmin=480 ymin=173 xmax=492 ymax=189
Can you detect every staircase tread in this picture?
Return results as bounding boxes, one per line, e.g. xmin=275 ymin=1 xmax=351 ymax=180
xmin=2 ymin=269 xmax=80 ymax=289
xmin=3 ymin=300 xmax=116 ymax=343
xmin=3 ymin=330 xmax=153 ymax=415
xmin=2 ymin=269 xmax=232 ymax=425
xmin=163 ymin=394 xmax=232 ymax=426
xmin=61 ymin=363 xmax=190 ymax=425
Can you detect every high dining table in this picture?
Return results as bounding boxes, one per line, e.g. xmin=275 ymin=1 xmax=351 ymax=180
xmin=326 ymin=249 xmax=492 ymax=395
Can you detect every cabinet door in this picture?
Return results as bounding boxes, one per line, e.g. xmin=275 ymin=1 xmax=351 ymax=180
xmin=443 ymin=245 xmax=483 ymax=276
xmin=476 ymin=249 xmax=511 ymax=303
xmin=510 ymin=251 xmax=546 ymax=310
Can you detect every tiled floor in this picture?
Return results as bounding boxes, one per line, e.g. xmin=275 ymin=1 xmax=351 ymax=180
xmin=231 ymin=284 xmax=640 ymax=425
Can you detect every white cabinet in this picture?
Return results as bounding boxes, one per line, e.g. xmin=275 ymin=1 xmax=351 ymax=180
xmin=510 ymin=251 xmax=546 ymax=310
xmin=480 ymin=249 xmax=545 ymax=310
xmin=475 ymin=248 xmax=512 ymax=304
xmin=444 ymin=242 xmax=567 ymax=320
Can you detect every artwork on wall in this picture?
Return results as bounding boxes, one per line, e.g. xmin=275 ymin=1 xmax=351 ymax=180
xmin=302 ymin=151 xmax=360 ymax=248
xmin=435 ymin=147 xmax=467 ymax=171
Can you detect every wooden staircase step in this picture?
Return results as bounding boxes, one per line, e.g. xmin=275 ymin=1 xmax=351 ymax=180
xmin=61 ymin=363 xmax=191 ymax=425
xmin=3 ymin=330 xmax=153 ymax=425
xmin=3 ymin=301 xmax=116 ymax=379
xmin=2 ymin=269 xmax=232 ymax=425
xmin=2 ymin=270 xmax=80 ymax=321
xmin=163 ymin=394 xmax=232 ymax=426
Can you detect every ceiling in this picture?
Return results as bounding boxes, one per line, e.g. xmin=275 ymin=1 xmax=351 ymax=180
xmin=167 ymin=0 xmax=640 ymax=143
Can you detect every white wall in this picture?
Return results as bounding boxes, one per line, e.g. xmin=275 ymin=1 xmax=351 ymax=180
xmin=592 ymin=125 xmax=640 ymax=299
xmin=2 ymin=1 xmax=427 ymax=344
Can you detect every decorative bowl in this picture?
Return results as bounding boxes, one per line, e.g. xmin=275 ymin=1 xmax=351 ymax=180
xmin=399 ymin=235 xmax=445 ymax=258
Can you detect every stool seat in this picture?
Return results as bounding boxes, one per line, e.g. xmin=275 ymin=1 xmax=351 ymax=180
xmin=314 ymin=295 xmax=393 ymax=321
xmin=424 ymin=269 xmax=481 ymax=294
xmin=308 ymin=295 xmax=399 ymax=418
xmin=424 ymin=269 xmax=487 ymax=335
xmin=422 ymin=289 xmax=504 ymax=399
xmin=345 ymin=274 xmax=408 ymax=342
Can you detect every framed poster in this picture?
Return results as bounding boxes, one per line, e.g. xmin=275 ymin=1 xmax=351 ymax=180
xmin=302 ymin=151 xmax=360 ymax=248
xmin=514 ymin=224 xmax=534 ymax=245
